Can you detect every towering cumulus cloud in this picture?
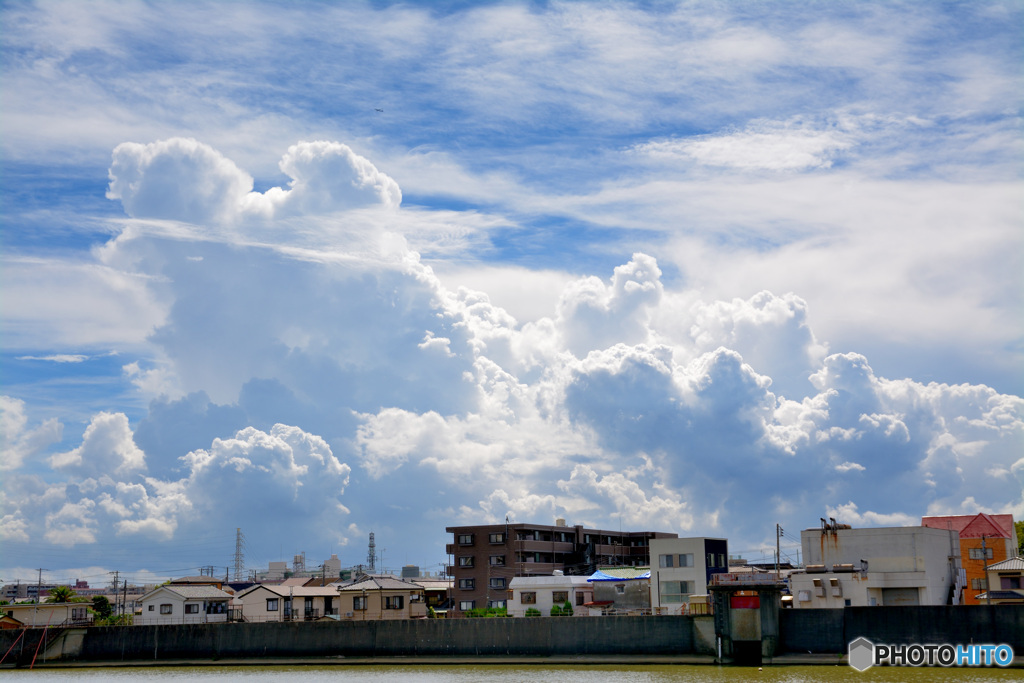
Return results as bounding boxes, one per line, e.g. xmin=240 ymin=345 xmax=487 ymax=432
xmin=107 ymin=138 xmax=401 ymax=225
xmin=1 ymin=137 xmax=1020 ymax=575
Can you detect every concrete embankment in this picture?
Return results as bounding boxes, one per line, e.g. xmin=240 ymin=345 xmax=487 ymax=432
xmin=2 ymin=605 xmax=1022 ymax=668
xmin=1 ymin=616 xmax=696 ymax=667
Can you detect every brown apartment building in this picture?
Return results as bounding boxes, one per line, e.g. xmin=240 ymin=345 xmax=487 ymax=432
xmin=445 ymin=519 xmax=677 ymax=612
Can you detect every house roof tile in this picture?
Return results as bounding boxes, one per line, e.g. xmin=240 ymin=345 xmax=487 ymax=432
xmin=986 ymin=556 xmax=1024 ymax=571
xmin=922 ymin=513 xmax=1015 ymax=539
xmin=146 ymin=585 xmax=231 ymax=600
xmin=338 ymin=576 xmax=423 ymax=592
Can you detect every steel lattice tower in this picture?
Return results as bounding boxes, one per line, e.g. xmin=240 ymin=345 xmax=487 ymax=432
xmin=232 ymin=528 xmax=246 ymax=581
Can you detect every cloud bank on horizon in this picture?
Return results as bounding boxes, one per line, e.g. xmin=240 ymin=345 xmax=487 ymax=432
xmin=1 ymin=0 xmax=1021 ymax=582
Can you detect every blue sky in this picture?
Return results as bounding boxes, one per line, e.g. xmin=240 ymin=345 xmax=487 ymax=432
xmin=2 ymin=0 xmax=1021 ymax=588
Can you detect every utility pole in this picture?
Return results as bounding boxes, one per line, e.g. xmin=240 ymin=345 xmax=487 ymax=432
xmin=33 ymin=568 xmax=47 ymax=625
xmin=35 ymin=568 xmax=46 ymax=603
xmin=109 ymin=571 xmax=120 ymax=617
xmin=981 ymin=535 xmax=991 ymax=606
xmin=776 ymin=524 xmax=782 ymax=581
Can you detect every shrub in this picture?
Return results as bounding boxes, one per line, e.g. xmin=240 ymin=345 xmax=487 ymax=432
xmin=525 ymin=607 xmax=541 ymax=617
xmin=562 ymin=600 xmax=574 ymax=616
xmin=550 ymin=604 xmax=563 ymax=616
xmin=465 ymin=607 xmax=508 ymax=618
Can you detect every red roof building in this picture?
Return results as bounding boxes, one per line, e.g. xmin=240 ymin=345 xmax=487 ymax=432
xmin=922 ymin=513 xmax=1017 ymax=605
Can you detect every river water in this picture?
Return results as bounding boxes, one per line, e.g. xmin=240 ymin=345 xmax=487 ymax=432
xmin=2 ymin=665 xmax=1019 ymax=682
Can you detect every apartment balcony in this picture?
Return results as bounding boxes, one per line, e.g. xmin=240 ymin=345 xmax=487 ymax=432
xmin=516 ymin=540 xmax=574 ymax=553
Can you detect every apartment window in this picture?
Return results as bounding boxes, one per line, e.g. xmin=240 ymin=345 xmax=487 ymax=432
xmin=148 ymin=605 xmax=155 ymax=612
xmin=489 ymin=532 xmax=505 ymax=543
xmin=968 ymin=547 xmax=994 ymax=560
xmin=659 ymin=581 xmax=694 ymax=603
xmin=521 ymin=592 xmax=537 ymax=604
xmin=679 ymin=553 xmax=693 ymax=567
xmin=488 ymin=600 xmax=506 ymax=609
xmin=706 ymin=553 xmax=714 ymax=567
xmin=615 ymin=584 xmax=625 ymax=595
xmin=489 ymin=555 xmax=505 ymax=566
xmin=552 ymin=591 xmax=568 ymax=603
xmin=718 ymin=554 xmax=727 ymax=568
xmin=1001 ymin=576 xmax=1022 ymax=589
xmin=458 ymin=556 xmax=474 ymax=567
xmin=266 ymin=598 xmax=279 ymax=612
xmin=353 ymin=596 xmax=367 ymax=610
xmin=72 ymin=607 xmax=87 ymax=620
xmin=459 ymin=578 xmax=475 ymax=590
xmin=459 ymin=600 xmax=475 ymax=611
xmin=489 ymin=578 xmax=506 ymax=589
xmin=458 ymin=534 xmax=474 ymax=545
xmin=160 ymin=604 xmax=173 ymax=615
xmin=576 ymin=593 xmax=586 ymax=606
xmin=384 ymin=596 xmax=404 ymax=610
xmin=970 ymin=578 xmax=987 ymax=590
xmin=185 ymin=603 xmax=199 ymax=614
xmin=659 ymin=554 xmax=674 ymax=568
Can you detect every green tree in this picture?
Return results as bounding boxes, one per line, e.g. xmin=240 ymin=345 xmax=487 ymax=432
xmin=46 ymin=586 xmax=76 ymax=603
xmin=562 ymin=600 xmax=574 ymax=617
xmin=91 ymin=595 xmax=113 ymax=620
xmin=1015 ymin=520 xmax=1023 ymax=556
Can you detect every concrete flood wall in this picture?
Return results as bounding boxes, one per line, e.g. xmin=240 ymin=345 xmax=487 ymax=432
xmin=3 ymin=606 xmax=1022 ymax=665
xmin=844 ymin=605 xmax=1024 ymax=649
xmin=778 ymin=608 xmax=846 ymax=653
xmin=780 ymin=605 xmax=1024 ymax=654
xmin=0 ymin=616 xmax=696 ymax=664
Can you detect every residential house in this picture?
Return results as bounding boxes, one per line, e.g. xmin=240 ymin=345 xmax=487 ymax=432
xmin=922 ymin=513 xmax=1017 ymax=604
xmin=336 ymin=575 xmax=427 ymax=620
xmin=410 ymin=577 xmax=454 ymax=611
xmin=1 ymin=602 xmax=92 ymax=627
xmin=789 ymin=522 xmax=961 ymax=607
xmin=507 ymin=571 xmax=593 ymax=617
xmin=445 ymin=518 xmax=676 ymax=613
xmin=0 ymin=613 xmax=22 ymax=629
xmin=650 ymin=537 xmax=729 ymax=615
xmin=137 ymin=585 xmax=231 ymax=625
xmin=976 ymin=556 xmax=1024 ymax=604
xmin=587 ymin=566 xmax=652 ymax=615
xmin=234 ymin=584 xmax=341 ymax=622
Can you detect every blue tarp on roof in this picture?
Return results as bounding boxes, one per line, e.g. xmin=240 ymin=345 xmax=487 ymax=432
xmin=588 ymin=569 xmax=651 ymax=582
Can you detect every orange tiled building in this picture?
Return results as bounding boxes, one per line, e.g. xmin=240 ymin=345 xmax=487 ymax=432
xmin=921 ymin=513 xmax=1017 ymax=605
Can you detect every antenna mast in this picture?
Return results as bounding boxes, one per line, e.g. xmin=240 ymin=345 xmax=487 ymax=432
xmin=367 ymin=532 xmax=376 ymax=573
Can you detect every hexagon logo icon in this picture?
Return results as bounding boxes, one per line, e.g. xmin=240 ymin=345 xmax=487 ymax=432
xmin=848 ymin=637 xmax=875 ymax=672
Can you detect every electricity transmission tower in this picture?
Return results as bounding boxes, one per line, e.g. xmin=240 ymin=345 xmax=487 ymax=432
xmin=233 ymin=528 xmax=246 ymax=581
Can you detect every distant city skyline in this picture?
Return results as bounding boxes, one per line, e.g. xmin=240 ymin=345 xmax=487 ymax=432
xmin=1 ymin=1 xmax=1021 ymax=585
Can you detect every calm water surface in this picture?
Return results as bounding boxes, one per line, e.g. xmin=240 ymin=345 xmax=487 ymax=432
xmin=2 ymin=665 xmax=1019 ymax=682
